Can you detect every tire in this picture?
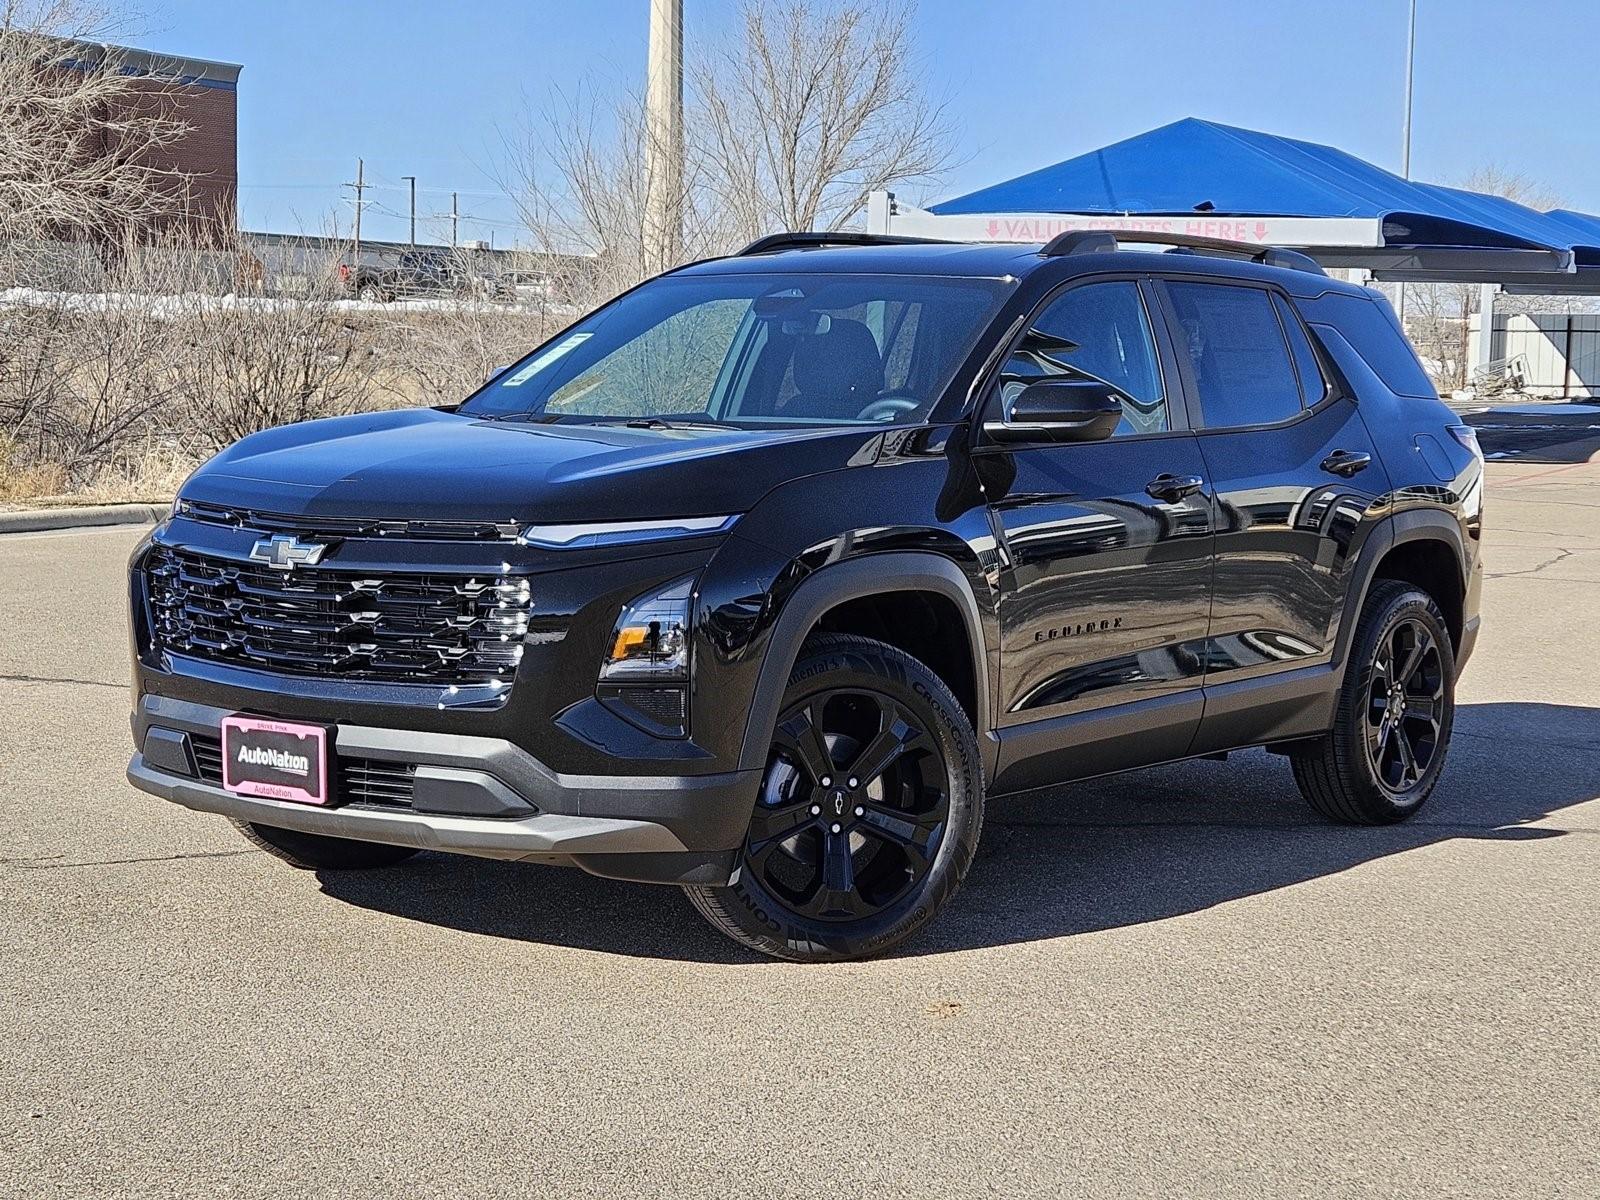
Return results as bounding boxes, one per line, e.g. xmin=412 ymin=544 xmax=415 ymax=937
xmin=1291 ymin=580 xmax=1456 ymax=824
xmin=685 ymin=633 xmax=984 ymax=962
xmin=233 ymin=820 xmax=420 ymax=870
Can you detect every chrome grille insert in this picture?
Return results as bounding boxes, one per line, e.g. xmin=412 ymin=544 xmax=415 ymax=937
xmin=177 ymin=500 xmax=522 ymax=543
xmin=146 ymin=546 xmax=531 ymax=686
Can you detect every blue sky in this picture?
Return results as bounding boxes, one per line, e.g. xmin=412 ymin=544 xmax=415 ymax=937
xmin=141 ymin=0 xmax=1600 ymax=245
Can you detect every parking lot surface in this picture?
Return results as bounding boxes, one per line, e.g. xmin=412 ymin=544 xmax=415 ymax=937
xmin=4 ymin=430 xmax=1599 ymax=1198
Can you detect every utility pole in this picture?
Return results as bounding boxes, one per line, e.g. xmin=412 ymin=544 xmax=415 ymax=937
xmin=643 ymin=0 xmax=684 ymax=275
xmin=1401 ymin=0 xmax=1417 ymax=180
xmin=401 ymin=175 xmax=417 ymax=248
xmin=1396 ymin=0 xmax=1417 ymax=327
xmin=345 ymin=157 xmax=365 ymax=269
xmin=451 ymin=191 xmax=459 ymax=249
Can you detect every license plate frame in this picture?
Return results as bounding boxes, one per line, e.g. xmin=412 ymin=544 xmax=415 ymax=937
xmin=219 ymin=715 xmax=332 ymax=806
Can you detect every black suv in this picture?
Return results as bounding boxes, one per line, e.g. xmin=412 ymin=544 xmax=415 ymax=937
xmin=127 ymin=231 xmax=1483 ymax=961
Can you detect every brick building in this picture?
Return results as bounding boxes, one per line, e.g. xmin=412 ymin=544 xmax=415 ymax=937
xmin=74 ymin=42 xmax=242 ymax=237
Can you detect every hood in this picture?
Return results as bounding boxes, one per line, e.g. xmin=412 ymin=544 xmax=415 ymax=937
xmin=181 ymin=407 xmax=886 ymax=523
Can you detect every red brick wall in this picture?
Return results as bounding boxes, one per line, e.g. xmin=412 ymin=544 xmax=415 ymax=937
xmin=111 ymin=76 xmax=239 ymax=237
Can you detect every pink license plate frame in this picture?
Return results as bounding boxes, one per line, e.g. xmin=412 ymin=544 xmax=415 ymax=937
xmin=220 ymin=715 xmax=331 ymax=806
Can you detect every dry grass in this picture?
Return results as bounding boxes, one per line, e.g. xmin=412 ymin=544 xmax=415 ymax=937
xmin=1 ymin=232 xmax=560 ymax=510
xmin=0 ymin=435 xmax=196 ymax=509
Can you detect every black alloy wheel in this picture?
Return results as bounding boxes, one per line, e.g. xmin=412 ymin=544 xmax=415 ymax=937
xmin=752 ymin=687 xmax=950 ymax=922
xmin=1364 ymin=616 xmax=1446 ymax=793
xmin=685 ymin=634 xmax=983 ymax=961
xmin=1292 ymin=580 xmax=1456 ymax=824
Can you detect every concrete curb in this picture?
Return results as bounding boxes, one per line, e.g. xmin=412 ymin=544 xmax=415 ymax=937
xmin=0 ymin=503 xmax=167 ymax=534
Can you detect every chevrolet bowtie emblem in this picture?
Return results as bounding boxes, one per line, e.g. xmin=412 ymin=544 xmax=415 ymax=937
xmin=249 ymin=534 xmax=333 ymax=571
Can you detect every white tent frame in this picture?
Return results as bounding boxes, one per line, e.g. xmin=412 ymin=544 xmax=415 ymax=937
xmin=865 ymin=191 xmax=1593 ymax=379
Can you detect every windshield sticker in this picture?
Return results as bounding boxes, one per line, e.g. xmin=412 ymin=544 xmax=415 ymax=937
xmin=498 ymin=332 xmax=592 ymax=387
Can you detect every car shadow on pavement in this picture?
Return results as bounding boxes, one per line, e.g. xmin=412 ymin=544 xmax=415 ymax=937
xmin=315 ymin=702 xmax=1600 ymax=963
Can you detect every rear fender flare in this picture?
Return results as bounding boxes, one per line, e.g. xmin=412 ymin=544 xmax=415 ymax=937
xmin=1331 ymin=507 xmax=1467 ymax=678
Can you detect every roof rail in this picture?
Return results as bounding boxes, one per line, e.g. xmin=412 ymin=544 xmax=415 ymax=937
xmin=736 ymin=231 xmax=952 ymax=256
xmin=1039 ymin=228 xmax=1326 ymax=276
xmin=1038 ymin=231 xmax=1118 ymax=257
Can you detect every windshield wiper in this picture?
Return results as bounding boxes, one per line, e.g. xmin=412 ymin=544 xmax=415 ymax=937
xmin=467 ymin=410 xmax=557 ymax=424
xmin=467 ymin=412 xmax=733 ymax=431
xmin=584 ymin=415 xmax=735 ymax=431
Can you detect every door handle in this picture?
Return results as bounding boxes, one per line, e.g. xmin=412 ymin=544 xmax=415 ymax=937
xmin=1321 ymin=449 xmax=1373 ymax=477
xmin=1145 ymin=473 xmax=1205 ymax=503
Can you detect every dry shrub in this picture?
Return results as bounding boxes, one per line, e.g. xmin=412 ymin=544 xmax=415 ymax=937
xmin=1 ymin=229 xmax=377 ymax=493
xmin=0 ymin=231 xmax=571 ymax=503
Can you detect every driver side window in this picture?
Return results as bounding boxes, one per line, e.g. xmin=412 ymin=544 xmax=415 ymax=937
xmin=1000 ymin=281 xmax=1169 ymax=436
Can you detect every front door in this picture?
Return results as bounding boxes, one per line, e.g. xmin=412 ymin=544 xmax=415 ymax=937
xmin=979 ymin=279 xmax=1215 ymax=789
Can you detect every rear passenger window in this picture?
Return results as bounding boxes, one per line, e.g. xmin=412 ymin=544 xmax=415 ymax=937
xmin=1167 ymin=282 xmax=1303 ymax=428
xmin=1274 ymin=294 xmax=1327 ymax=406
xmin=1000 ymin=281 xmax=1169 ymax=436
xmin=1297 ymin=292 xmax=1437 ymax=399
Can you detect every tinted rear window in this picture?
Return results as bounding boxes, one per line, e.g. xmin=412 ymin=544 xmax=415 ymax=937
xmin=1167 ymin=282 xmax=1303 ymax=428
xmin=1296 ymin=292 xmax=1437 ymax=399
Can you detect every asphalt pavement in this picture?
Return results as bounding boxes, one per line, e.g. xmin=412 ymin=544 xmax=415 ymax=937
xmin=3 ymin=433 xmax=1599 ymax=1198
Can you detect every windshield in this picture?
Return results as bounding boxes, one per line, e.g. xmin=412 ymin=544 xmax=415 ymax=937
xmin=460 ymin=272 xmax=1011 ymax=426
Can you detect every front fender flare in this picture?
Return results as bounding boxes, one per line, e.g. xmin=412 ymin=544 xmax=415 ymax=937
xmin=734 ymin=552 xmax=998 ymax=779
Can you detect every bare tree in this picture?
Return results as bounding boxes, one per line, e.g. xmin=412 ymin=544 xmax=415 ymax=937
xmin=502 ymin=84 xmax=723 ymax=314
xmin=1457 ymin=165 xmax=1564 ymax=214
xmin=1406 ymin=165 xmax=1568 ymax=393
xmin=693 ymin=0 xmax=951 ymax=242
xmin=0 ymin=1 xmax=192 ymax=246
xmin=504 ymin=0 xmax=952 ymax=308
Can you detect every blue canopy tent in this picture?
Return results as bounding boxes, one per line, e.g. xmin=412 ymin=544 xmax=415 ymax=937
xmin=870 ymin=118 xmax=1600 ymax=288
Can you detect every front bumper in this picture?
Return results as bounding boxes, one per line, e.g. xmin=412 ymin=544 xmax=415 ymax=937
xmin=128 ymin=694 xmax=755 ymax=886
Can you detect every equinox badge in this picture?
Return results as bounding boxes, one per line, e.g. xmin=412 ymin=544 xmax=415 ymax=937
xmin=249 ymin=534 xmax=332 ymax=572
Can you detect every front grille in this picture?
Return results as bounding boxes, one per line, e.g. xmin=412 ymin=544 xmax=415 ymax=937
xmin=339 ymin=758 xmax=419 ymax=809
xmin=146 ymin=546 xmax=531 ymax=686
xmin=189 ymin=732 xmax=417 ymax=810
xmin=179 ymin=500 xmax=521 ymax=543
xmin=192 ymin=732 xmax=224 ymax=781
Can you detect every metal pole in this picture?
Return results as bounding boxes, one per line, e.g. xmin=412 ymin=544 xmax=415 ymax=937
xmin=451 ymin=191 xmax=459 ymax=249
xmin=1474 ymin=283 xmax=1498 ymax=371
xmin=1401 ymin=0 xmax=1416 ymax=179
xmin=643 ymin=0 xmax=684 ymax=274
xmin=351 ymin=158 xmax=364 ymax=268
xmin=401 ymin=175 xmax=416 ymax=247
xmin=1396 ymin=0 xmax=1417 ymax=328
xmin=1565 ymin=314 xmax=1575 ymax=399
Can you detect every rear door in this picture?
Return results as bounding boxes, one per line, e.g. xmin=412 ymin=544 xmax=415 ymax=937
xmin=980 ymin=277 xmax=1215 ymax=786
xmin=1156 ymin=277 xmax=1389 ymax=751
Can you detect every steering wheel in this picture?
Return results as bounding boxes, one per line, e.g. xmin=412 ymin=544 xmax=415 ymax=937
xmin=855 ymin=391 xmax=922 ymax=422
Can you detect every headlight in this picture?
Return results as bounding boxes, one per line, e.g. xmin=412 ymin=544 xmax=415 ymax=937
xmin=521 ymin=514 xmax=737 ymax=549
xmin=600 ymin=574 xmax=694 ymax=683
xmin=598 ymin=574 xmax=697 ymax=738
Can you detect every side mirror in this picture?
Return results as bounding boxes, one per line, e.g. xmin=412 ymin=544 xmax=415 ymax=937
xmin=983 ymin=379 xmax=1124 ymax=444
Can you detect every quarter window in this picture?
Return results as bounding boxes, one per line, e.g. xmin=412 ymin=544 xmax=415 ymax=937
xmin=999 ymin=281 xmax=1169 ymax=436
xmin=1167 ymin=282 xmax=1304 ymax=428
xmin=1274 ymin=293 xmax=1328 ymax=406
